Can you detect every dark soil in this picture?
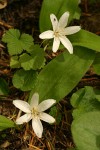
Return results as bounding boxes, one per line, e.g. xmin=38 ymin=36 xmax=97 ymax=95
xmin=0 ymin=0 xmax=100 ymax=149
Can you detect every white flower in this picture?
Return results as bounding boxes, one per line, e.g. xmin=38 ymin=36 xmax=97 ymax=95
xmin=13 ymin=93 xmax=56 ymax=138
xmin=39 ymin=12 xmax=81 ymax=54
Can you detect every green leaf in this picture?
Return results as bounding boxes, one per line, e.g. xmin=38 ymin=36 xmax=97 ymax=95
xmin=10 ymin=56 xmax=21 ymax=68
xmin=12 ymin=69 xmax=37 ymax=91
xmin=2 ymin=29 xmax=34 ymax=55
xmin=94 ymin=89 xmax=100 ymax=102
xmin=0 ymin=78 xmax=9 ymax=95
xmin=0 ymin=115 xmax=15 ymax=131
xmin=69 ymin=29 xmax=100 ymax=52
xmin=30 ymin=45 xmax=45 ymax=70
xmin=73 ymin=7 xmax=81 ymax=20
xmin=71 ymin=86 xmax=100 ymax=119
xmin=93 ymin=53 xmax=100 ymax=75
xmin=96 ymin=95 xmax=100 ymax=102
xmin=20 ymin=33 xmax=34 ymax=52
xmin=19 ymin=53 xmax=34 ymax=70
xmin=72 ymin=111 xmax=100 ymax=150
xmin=39 ymin=0 xmax=79 ymax=32
xmin=19 ymin=45 xmax=45 ymax=70
xmin=50 ymin=106 xmax=62 ymax=124
xmin=67 ymin=148 xmax=78 ymax=150
xmin=2 ymin=29 xmax=20 ymax=43
xmin=31 ymin=47 xmax=95 ymax=102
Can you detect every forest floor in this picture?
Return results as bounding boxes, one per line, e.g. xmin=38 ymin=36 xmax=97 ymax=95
xmin=0 ymin=0 xmax=100 ymax=149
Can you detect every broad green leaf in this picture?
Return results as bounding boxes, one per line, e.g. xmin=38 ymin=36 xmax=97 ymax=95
xmin=7 ymin=38 xmax=23 ymax=55
xmin=30 ymin=45 xmax=45 ymax=70
xmin=10 ymin=56 xmax=21 ymax=68
xmin=71 ymin=86 xmax=100 ymax=119
xmin=19 ymin=45 xmax=45 ymax=70
xmin=20 ymin=33 xmax=34 ymax=52
xmin=72 ymin=111 xmax=100 ymax=150
xmin=39 ymin=0 xmax=79 ymax=32
xmin=69 ymin=29 xmax=100 ymax=52
xmin=93 ymin=53 xmax=100 ymax=75
xmin=2 ymin=29 xmax=20 ymax=43
xmin=68 ymin=148 xmax=78 ymax=150
xmin=2 ymin=29 xmax=34 ymax=55
xmin=0 ymin=78 xmax=9 ymax=95
xmin=19 ymin=53 xmax=34 ymax=70
xmin=12 ymin=69 xmax=37 ymax=91
xmin=0 ymin=115 xmax=15 ymax=131
xmin=31 ymin=47 xmax=95 ymax=102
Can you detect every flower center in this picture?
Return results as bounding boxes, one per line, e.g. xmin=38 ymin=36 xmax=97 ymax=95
xmin=54 ymin=31 xmax=59 ymax=37
xmin=54 ymin=28 xmax=64 ymax=37
xmin=31 ymin=108 xmax=39 ymax=117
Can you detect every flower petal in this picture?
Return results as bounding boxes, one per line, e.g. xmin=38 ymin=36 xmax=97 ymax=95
xmin=39 ymin=30 xmax=54 ymax=39
xmin=32 ymin=118 xmax=43 ymax=138
xmin=52 ymin=37 xmax=60 ymax=52
xmin=16 ymin=113 xmax=32 ymax=124
xmin=38 ymin=99 xmax=56 ymax=112
xmin=58 ymin=12 xmax=69 ymax=28
xmin=64 ymin=26 xmax=81 ymax=35
xmin=59 ymin=36 xmax=73 ymax=54
xmin=13 ymin=100 xmax=31 ymax=113
xmin=30 ymin=93 xmax=39 ymax=109
xmin=40 ymin=112 xmax=55 ymax=123
xmin=50 ymin=14 xmax=58 ymax=31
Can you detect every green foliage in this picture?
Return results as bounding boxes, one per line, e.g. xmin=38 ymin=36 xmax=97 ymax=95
xmin=69 ymin=29 xmax=100 ymax=52
xmin=0 ymin=115 xmax=15 ymax=131
xmin=71 ymin=87 xmax=100 ymax=150
xmin=68 ymin=148 xmax=78 ymax=150
xmin=19 ymin=45 xmax=45 ymax=70
xmin=0 ymin=78 xmax=9 ymax=95
xmin=2 ymin=29 xmax=34 ymax=55
xmin=50 ymin=106 xmax=62 ymax=124
xmin=12 ymin=69 xmax=37 ymax=91
xmin=39 ymin=0 xmax=79 ymax=32
xmin=73 ymin=7 xmax=81 ymax=20
xmin=10 ymin=56 xmax=21 ymax=68
xmin=1 ymin=1 xmax=100 ymax=148
xmin=30 ymin=47 xmax=95 ymax=102
xmin=71 ymin=86 xmax=100 ymax=119
xmin=93 ymin=53 xmax=100 ymax=75
xmin=2 ymin=29 xmax=45 ymax=91
xmin=72 ymin=111 xmax=100 ymax=150
xmin=10 ymin=44 xmax=45 ymax=70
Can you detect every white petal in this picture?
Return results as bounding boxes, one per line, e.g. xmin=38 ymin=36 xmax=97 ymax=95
xmin=32 ymin=118 xmax=43 ymax=138
xmin=50 ymin=14 xmax=58 ymax=31
xmin=13 ymin=100 xmax=31 ymax=113
xmin=39 ymin=30 xmax=54 ymax=39
xmin=52 ymin=37 xmax=60 ymax=52
xmin=40 ymin=112 xmax=55 ymax=124
xmin=30 ymin=93 xmax=39 ymax=109
xmin=59 ymin=36 xmax=73 ymax=54
xmin=64 ymin=26 xmax=81 ymax=35
xmin=37 ymin=99 xmax=56 ymax=112
xmin=58 ymin=12 xmax=69 ymax=28
xmin=16 ymin=113 xmax=32 ymax=124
